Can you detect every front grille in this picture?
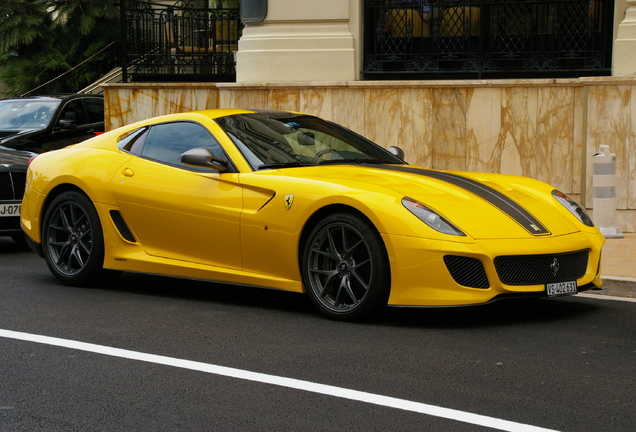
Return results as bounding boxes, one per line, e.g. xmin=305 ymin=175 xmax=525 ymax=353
xmin=444 ymin=255 xmax=490 ymax=289
xmin=11 ymin=172 xmax=26 ymax=198
xmin=0 ymin=172 xmax=13 ymax=199
xmin=494 ymin=250 xmax=589 ymax=286
xmin=0 ymin=216 xmax=21 ymax=231
xmin=0 ymin=171 xmax=26 ymax=200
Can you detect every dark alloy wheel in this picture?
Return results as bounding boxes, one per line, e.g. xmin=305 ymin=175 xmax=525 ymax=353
xmin=42 ymin=191 xmax=112 ymax=286
xmin=302 ymin=212 xmax=390 ymax=321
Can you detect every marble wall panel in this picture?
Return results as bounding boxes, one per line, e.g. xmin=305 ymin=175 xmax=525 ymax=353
xmin=465 ymin=87 xmax=503 ymax=174
xmin=104 ymin=86 xmax=220 ymax=129
xmin=572 ymin=87 xmax=585 ymax=198
xmin=431 ymin=88 xmax=469 ymax=171
xmin=535 ymin=86 xmax=577 ymax=193
xmin=363 ymin=88 xmax=401 ymax=149
xmin=500 ymin=87 xmax=539 ymax=178
xmin=397 ymin=89 xmax=433 ymax=168
xmin=630 ymin=86 xmax=636 ymax=210
xmin=617 ymin=210 xmax=636 ymax=233
xmin=104 ymin=88 xmax=138 ymax=130
xmin=222 ymin=89 xmax=268 ymax=110
xmin=299 ymin=88 xmax=333 ymax=120
xmin=331 ymin=88 xmax=365 ymax=136
xmin=586 ymin=85 xmax=632 ymax=209
xmin=267 ymin=89 xmax=300 ymax=111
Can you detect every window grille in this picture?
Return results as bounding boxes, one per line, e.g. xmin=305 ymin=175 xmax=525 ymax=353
xmin=363 ymin=0 xmax=613 ymax=79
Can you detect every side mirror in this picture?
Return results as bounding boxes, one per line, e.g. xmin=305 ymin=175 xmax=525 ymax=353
xmin=58 ymin=119 xmax=77 ymax=130
xmin=388 ymin=146 xmax=406 ymax=161
xmin=181 ymin=147 xmax=228 ymax=172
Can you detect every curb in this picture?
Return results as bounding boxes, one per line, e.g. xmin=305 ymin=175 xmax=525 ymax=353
xmin=601 ymin=275 xmax=636 ymax=284
xmin=579 ymin=293 xmax=636 ymax=303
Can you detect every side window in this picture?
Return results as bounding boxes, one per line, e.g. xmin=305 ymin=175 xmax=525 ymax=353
xmin=82 ymin=98 xmax=105 ymax=123
xmin=140 ymin=121 xmax=224 ymax=169
xmin=118 ymin=127 xmax=149 ymax=154
xmin=58 ymin=100 xmax=88 ymax=126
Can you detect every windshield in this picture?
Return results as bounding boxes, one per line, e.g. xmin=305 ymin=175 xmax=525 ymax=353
xmin=215 ymin=112 xmax=405 ymax=170
xmin=0 ymin=100 xmax=60 ymax=131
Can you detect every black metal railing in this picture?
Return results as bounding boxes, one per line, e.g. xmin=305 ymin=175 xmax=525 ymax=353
xmin=121 ymin=0 xmax=241 ymax=82
xmin=363 ymin=0 xmax=613 ymax=79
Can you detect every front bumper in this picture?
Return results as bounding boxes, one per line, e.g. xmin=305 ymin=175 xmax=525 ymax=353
xmin=384 ymin=231 xmax=604 ymax=306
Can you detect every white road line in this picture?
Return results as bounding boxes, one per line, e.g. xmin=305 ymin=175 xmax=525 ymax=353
xmin=1 ymin=329 xmax=558 ymax=432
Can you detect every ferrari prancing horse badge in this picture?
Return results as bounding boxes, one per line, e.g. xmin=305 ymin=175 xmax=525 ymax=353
xmin=284 ymin=194 xmax=294 ymax=210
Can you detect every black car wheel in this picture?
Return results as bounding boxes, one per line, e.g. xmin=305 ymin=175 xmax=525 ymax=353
xmin=42 ymin=191 xmax=110 ymax=286
xmin=302 ymin=212 xmax=390 ymax=321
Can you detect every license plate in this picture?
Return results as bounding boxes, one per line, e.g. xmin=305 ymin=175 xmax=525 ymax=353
xmin=0 ymin=202 xmax=21 ymax=217
xmin=546 ymin=280 xmax=577 ymax=297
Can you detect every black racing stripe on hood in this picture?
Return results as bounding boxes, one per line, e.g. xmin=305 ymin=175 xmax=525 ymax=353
xmin=374 ymin=165 xmax=550 ymax=235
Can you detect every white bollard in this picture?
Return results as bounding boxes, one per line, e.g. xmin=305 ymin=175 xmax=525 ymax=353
xmin=592 ymin=145 xmax=623 ymax=239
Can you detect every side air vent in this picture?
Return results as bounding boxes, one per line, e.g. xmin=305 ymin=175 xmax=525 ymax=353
xmin=109 ymin=210 xmax=136 ymax=243
xmin=443 ymin=255 xmax=490 ymax=289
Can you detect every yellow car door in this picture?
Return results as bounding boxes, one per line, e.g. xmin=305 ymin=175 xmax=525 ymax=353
xmin=110 ymin=121 xmax=243 ymax=270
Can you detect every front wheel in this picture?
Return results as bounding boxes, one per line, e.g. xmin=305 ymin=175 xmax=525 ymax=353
xmin=42 ymin=191 xmax=113 ymax=286
xmin=301 ymin=213 xmax=390 ymax=321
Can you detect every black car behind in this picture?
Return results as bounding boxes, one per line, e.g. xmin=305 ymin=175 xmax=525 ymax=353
xmin=0 ymin=94 xmax=104 ymax=153
xmin=0 ymin=146 xmax=34 ymax=244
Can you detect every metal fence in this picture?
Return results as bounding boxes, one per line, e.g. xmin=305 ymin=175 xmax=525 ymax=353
xmin=363 ymin=0 xmax=613 ymax=79
xmin=121 ymin=0 xmax=241 ymax=82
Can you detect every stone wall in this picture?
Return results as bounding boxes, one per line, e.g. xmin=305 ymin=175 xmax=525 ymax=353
xmin=102 ymin=77 xmax=636 ymax=232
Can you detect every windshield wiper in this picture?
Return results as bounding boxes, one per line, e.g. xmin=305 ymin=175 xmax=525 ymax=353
xmin=257 ymin=161 xmax=310 ymax=170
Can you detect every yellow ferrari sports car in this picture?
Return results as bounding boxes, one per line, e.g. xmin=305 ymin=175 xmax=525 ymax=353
xmin=21 ymin=109 xmax=604 ymax=321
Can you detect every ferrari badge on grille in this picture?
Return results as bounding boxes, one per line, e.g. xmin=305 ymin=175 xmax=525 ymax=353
xmin=550 ymin=258 xmax=560 ymax=276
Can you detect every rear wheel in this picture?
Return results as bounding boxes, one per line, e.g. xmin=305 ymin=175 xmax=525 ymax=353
xmin=302 ymin=212 xmax=390 ymax=321
xmin=42 ymin=191 xmax=114 ymax=286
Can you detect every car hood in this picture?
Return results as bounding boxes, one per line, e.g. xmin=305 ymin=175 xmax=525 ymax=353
xmin=0 ymin=129 xmax=40 ymax=143
xmin=0 ymin=131 xmax=20 ymax=138
xmin=266 ymin=164 xmax=584 ymax=240
xmin=0 ymin=146 xmax=35 ymax=171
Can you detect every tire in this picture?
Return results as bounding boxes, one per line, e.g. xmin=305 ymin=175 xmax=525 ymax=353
xmin=42 ymin=191 xmax=114 ymax=286
xmin=301 ymin=212 xmax=390 ymax=321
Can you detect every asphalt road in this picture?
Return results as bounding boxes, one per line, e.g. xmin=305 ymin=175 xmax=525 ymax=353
xmin=1 ymin=237 xmax=635 ymax=432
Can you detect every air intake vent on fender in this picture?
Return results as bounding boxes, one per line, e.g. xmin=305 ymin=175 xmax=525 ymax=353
xmin=109 ymin=210 xmax=136 ymax=243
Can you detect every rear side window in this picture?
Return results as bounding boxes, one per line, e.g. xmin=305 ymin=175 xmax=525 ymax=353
xmin=82 ymin=98 xmax=105 ymax=123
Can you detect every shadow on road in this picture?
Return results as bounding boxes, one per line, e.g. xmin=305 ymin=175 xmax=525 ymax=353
xmin=96 ymin=272 xmax=602 ymax=330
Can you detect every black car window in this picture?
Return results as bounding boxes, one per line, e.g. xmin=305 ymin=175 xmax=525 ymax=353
xmin=58 ymin=100 xmax=88 ymax=126
xmin=82 ymin=98 xmax=104 ymax=123
xmin=139 ymin=121 xmax=225 ymax=170
xmin=0 ymin=100 xmax=59 ymax=130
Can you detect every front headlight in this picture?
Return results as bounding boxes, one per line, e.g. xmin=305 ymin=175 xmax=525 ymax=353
xmin=402 ymin=197 xmax=465 ymax=236
xmin=552 ymin=190 xmax=594 ymax=227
